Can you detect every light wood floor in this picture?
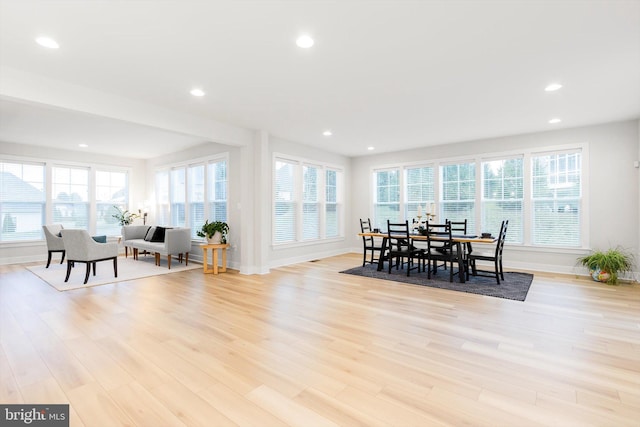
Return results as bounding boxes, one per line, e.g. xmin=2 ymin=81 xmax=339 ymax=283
xmin=1 ymin=254 xmax=639 ymax=426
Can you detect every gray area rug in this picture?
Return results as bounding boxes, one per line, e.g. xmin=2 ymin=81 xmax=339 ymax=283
xmin=340 ymin=263 xmax=533 ymax=301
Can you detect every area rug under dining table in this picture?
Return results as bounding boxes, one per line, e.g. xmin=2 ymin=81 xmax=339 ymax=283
xmin=27 ymin=255 xmax=200 ymax=291
xmin=340 ymin=263 xmax=533 ymax=301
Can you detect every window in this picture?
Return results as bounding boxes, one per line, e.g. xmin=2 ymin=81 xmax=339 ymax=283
xmin=532 ymin=151 xmax=581 ymax=246
xmin=372 ymin=169 xmax=400 ymax=230
xmin=273 ymin=156 xmax=343 ymax=245
xmin=274 ymin=160 xmax=296 ymax=244
xmin=325 ymin=169 xmax=340 ymax=238
xmin=441 ymin=162 xmax=476 ymax=233
xmin=96 ymin=170 xmax=128 ymax=236
xmin=188 ymin=165 xmax=205 ymax=239
xmin=481 ymin=158 xmax=523 ymax=243
xmin=170 ymin=168 xmax=186 ymax=227
xmin=0 ymin=161 xmax=45 ymax=241
xmin=155 ymin=156 xmax=228 ymax=237
xmin=208 ymin=160 xmax=227 ymax=222
xmin=405 ymin=166 xmax=434 ymax=219
xmin=52 ymin=166 xmax=89 ymax=230
xmin=303 ymin=165 xmax=319 ymax=240
xmin=155 ymin=170 xmax=170 ymax=225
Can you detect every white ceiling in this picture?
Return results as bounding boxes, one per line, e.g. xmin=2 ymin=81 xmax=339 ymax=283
xmin=0 ymin=0 xmax=639 ymax=159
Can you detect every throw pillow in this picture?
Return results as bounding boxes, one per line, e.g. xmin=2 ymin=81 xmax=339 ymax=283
xmin=150 ymin=226 xmax=166 ymax=242
xmin=144 ymin=226 xmax=156 ymax=241
xmin=92 ymin=235 xmax=107 ymax=243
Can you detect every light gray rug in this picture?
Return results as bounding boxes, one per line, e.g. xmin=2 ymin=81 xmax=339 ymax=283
xmin=27 ymin=255 xmax=199 ymax=291
xmin=340 ymin=263 xmax=533 ymax=301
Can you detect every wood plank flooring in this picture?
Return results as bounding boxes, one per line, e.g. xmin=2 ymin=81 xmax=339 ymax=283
xmin=1 ymin=254 xmax=639 ymax=426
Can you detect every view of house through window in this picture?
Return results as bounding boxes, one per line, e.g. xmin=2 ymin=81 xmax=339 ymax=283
xmin=0 ymin=161 xmax=45 ymax=241
xmin=0 ymin=160 xmax=131 ymax=241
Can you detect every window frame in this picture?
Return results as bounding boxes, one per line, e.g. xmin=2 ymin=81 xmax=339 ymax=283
xmin=273 ymin=153 xmax=344 ymax=247
xmin=370 ymin=143 xmax=588 ymax=249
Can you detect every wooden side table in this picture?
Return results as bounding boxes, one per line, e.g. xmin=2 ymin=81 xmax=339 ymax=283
xmin=201 ymin=243 xmax=229 ymax=274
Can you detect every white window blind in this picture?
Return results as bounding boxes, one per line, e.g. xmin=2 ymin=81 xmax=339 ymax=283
xmin=373 ymin=169 xmax=400 ymax=230
xmin=325 ymin=169 xmax=339 ymax=238
xmin=405 ymin=166 xmax=434 ymax=220
xmin=481 ymin=158 xmax=523 ymax=242
xmin=188 ymin=165 xmax=205 ymax=239
xmin=441 ymin=162 xmax=476 ymax=233
xmin=274 ymin=160 xmax=296 ymax=244
xmin=52 ymin=166 xmax=89 ymax=230
xmin=155 ymin=170 xmax=170 ymax=225
xmin=207 ymin=159 xmax=227 ymax=223
xmin=0 ymin=161 xmax=45 ymax=241
xmin=303 ymin=165 xmax=319 ymax=240
xmin=532 ymin=151 xmax=582 ymax=246
xmin=170 ymin=168 xmax=186 ymax=227
xmin=96 ymin=170 xmax=128 ymax=236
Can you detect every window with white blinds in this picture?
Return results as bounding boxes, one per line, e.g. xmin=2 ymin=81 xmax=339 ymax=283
xmin=207 ymin=160 xmax=227 ymax=223
xmin=372 ymin=169 xmax=400 ymax=230
xmin=303 ymin=165 xmax=319 ymax=240
xmin=405 ymin=166 xmax=434 ymax=220
xmin=274 ymin=160 xmax=296 ymax=244
xmin=52 ymin=166 xmax=89 ymax=230
xmin=325 ymin=169 xmax=339 ymax=238
xmin=532 ymin=151 xmax=581 ymax=246
xmin=155 ymin=170 xmax=170 ymax=225
xmin=0 ymin=161 xmax=45 ymax=241
xmin=441 ymin=162 xmax=476 ymax=234
xmin=188 ymin=165 xmax=205 ymax=239
xmin=273 ymin=156 xmax=343 ymax=245
xmin=96 ymin=170 xmax=128 ymax=236
xmin=155 ymin=157 xmax=228 ymax=236
xmin=481 ymin=158 xmax=523 ymax=242
xmin=170 ymin=168 xmax=186 ymax=227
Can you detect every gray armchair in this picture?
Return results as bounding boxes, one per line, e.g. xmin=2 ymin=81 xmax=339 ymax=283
xmin=60 ymin=229 xmax=118 ymax=284
xmin=43 ymin=224 xmax=65 ymax=268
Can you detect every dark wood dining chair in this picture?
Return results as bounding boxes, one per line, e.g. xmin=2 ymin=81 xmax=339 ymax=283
xmin=425 ymin=221 xmax=463 ymax=282
xmin=360 ymin=218 xmax=384 ymax=267
xmin=467 ymin=220 xmax=509 ymax=284
xmin=386 ymin=220 xmax=425 ymax=276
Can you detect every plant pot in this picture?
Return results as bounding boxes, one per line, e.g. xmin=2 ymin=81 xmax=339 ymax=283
xmin=206 ymin=231 xmax=222 ymax=244
xmin=590 ymin=268 xmax=610 ymax=283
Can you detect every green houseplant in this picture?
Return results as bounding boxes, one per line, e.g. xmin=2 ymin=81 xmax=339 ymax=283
xmin=112 ymin=206 xmax=139 ymax=226
xmin=577 ymin=247 xmax=634 ymax=285
xmin=197 ymin=220 xmax=229 ymax=244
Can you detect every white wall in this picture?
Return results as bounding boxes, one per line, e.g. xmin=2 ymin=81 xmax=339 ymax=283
xmin=349 ymin=120 xmax=640 ymax=275
xmin=0 ymin=140 xmax=146 ymax=264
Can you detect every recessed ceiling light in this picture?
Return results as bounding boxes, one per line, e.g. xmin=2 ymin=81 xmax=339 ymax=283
xmin=190 ymin=88 xmax=205 ymax=97
xmin=296 ymin=35 xmax=314 ymax=48
xmin=545 ymin=83 xmax=563 ymax=92
xmin=549 ymin=118 xmax=562 ymax=124
xmin=78 ymin=143 xmax=88 ymax=148
xmin=35 ymin=36 xmax=59 ymax=49
xmin=367 ymin=146 xmax=375 ymax=151
xmin=323 ymin=130 xmax=332 ymax=136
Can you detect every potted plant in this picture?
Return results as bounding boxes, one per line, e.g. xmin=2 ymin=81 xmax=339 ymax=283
xmin=197 ymin=220 xmax=229 ymax=244
xmin=112 ymin=206 xmax=139 ymax=226
xmin=577 ymin=247 xmax=634 ymax=285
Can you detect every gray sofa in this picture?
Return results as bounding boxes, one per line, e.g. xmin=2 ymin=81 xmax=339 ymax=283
xmin=122 ymin=225 xmax=191 ymax=269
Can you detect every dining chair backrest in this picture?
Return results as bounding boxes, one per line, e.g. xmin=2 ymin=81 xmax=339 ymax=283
xmin=425 ymin=222 xmax=452 ymax=252
xmin=446 ymin=219 xmax=467 ymax=234
xmin=494 ymin=220 xmax=509 ymax=258
xmin=386 ymin=220 xmax=411 ymax=251
xmin=360 ymin=218 xmax=373 ymax=242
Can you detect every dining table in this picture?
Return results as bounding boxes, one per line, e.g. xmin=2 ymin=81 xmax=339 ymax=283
xmin=358 ymin=231 xmax=498 ymax=283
